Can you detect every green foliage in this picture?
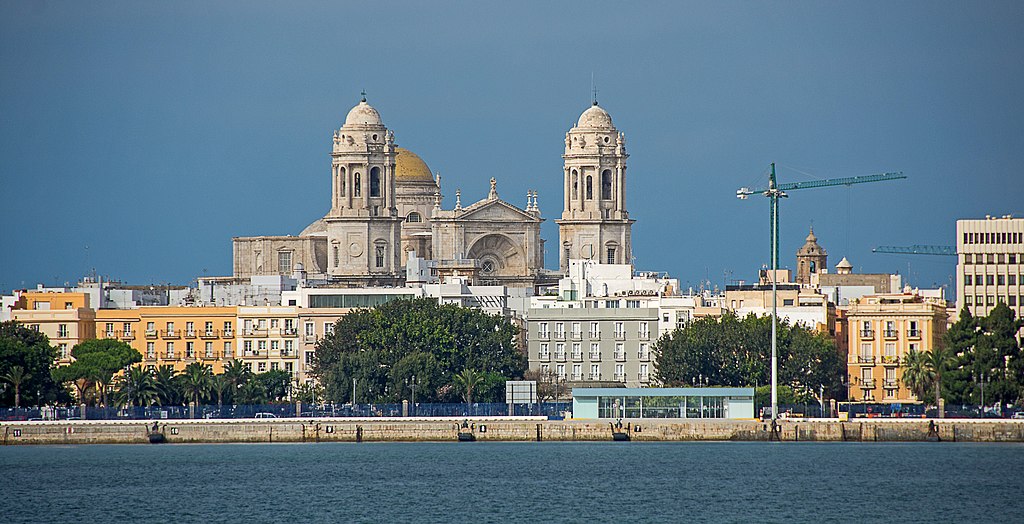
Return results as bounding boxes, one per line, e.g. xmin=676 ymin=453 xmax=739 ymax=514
xmin=180 ymin=362 xmax=214 ymax=406
xmin=114 ymin=366 xmax=160 ymax=407
xmin=52 ymin=338 xmax=142 ymax=407
xmin=255 ymin=370 xmax=291 ymax=402
xmin=153 ymin=365 xmax=182 ymax=406
xmin=974 ymin=302 xmax=1023 ymax=406
xmin=901 ymin=349 xmax=933 ymax=402
xmin=653 ymin=312 xmax=844 ymax=400
xmin=942 ymin=307 xmax=979 ymax=404
xmin=0 ymin=321 xmax=67 ymax=406
xmin=314 ymin=298 xmax=526 ymax=403
xmin=453 ymin=368 xmax=485 ymax=404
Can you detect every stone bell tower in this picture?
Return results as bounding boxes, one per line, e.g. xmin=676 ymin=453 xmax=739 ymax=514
xmin=796 ymin=227 xmax=828 ymax=285
xmin=323 ymin=95 xmax=403 ymax=284
xmin=556 ymin=101 xmax=634 ymax=272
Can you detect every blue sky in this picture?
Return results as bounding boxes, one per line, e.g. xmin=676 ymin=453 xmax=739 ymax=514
xmin=2 ymin=1 xmax=1022 ymax=297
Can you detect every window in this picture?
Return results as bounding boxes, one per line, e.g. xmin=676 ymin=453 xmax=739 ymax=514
xmin=375 ymin=245 xmax=385 ymax=268
xmin=614 ymin=343 xmax=625 ymax=360
xmin=205 ymin=321 xmax=214 ymax=335
xmin=540 ymin=364 xmax=550 ymax=375
xmin=166 ymin=322 xmax=175 ymax=335
xmin=1009 ymin=295 xmax=1017 ymax=306
xmin=590 ymin=364 xmax=600 ymax=380
xmin=639 ymin=322 xmax=649 ymax=338
xmin=976 ymin=274 xmax=982 ymax=285
xmin=572 ymin=364 xmax=582 ymax=380
xmin=639 ymin=363 xmax=649 ymax=380
xmin=1010 ymin=275 xmax=1017 ymax=286
xmin=224 ymin=341 xmax=232 ymax=358
xmin=601 ymin=169 xmax=612 ymax=200
xmin=205 ymin=342 xmax=214 ymax=358
xmin=783 ymin=299 xmax=794 ymax=306
xmin=966 ymin=295 xmax=973 ymax=305
xmin=556 ymin=364 xmax=566 ymax=379
xmin=244 ymin=340 xmax=253 ymax=355
xmin=270 ymin=362 xmax=279 ymax=371
xmin=571 ymin=170 xmax=578 ymax=199
xmin=538 ymin=322 xmax=549 ymax=338
xmin=555 ymin=322 xmax=565 ymax=338
xmin=965 ymin=275 xmax=973 ymax=286
xmin=64 ymin=302 xmax=73 ymax=309
xmin=988 ymin=295 xmax=995 ymax=305
xmin=257 ymin=362 xmax=267 ymax=373
xmin=590 ymin=322 xmax=600 ymax=338
xmin=284 ymin=340 xmax=294 ymax=356
xmin=284 ymin=362 xmax=293 ymax=374
xmin=339 ymin=167 xmax=346 ymax=195
xmin=1010 ymin=254 xmax=1017 ymax=264
xmin=572 ymin=322 xmax=581 ymax=337
xmin=626 ymin=300 xmax=640 ymax=308
xmin=369 ymin=167 xmax=381 ymax=197
xmin=998 ymin=253 xmax=1005 ymax=264
xmin=976 ymin=295 xmax=983 ymax=306
xmin=539 ymin=343 xmax=550 ymax=359
xmin=614 ymin=322 xmax=625 ymax=338
xmin=324 ymin=322 xmax=334 ymax=335
xmin=589 ymin=343 xmax=600 ymax=360
xmin=606 ymin=247 xmax=616 ymax=264
xmin=146 ymin=342 xmax=155 ymax=359
xmin=271 ymin=340 xmax=280 ymax=352
xmin=555 ymin=343 xmax=566 ymax=359
xmin=407 ymin=212 xmax=422 ymax=223
xmin=186 ymin=342 xmax=195 ymax=358
xmin=166 ymin=342 xmax=175 ymax=359
xmin=859 ymin=342 xmax=872 ymax=359
xmin=605 ymin=300 xmax=619 ymax=308
xmin=278 ymin=251 xmax=292 ymax=274
xmin=305 ymin=351 xmax=315 ymax=366
xmin=354 ymin=173 xmax=361 ymax=196
xmin=57 ymin=324 xmax=68 ymax=338
xmin=186 ymin=322 xmax=195 ymax=336
xmin=123 ymin=322 xmax=132 ymax=335
xmin=333 ymin=246 xmax=340 ymax=267
xmin=998 ymin=274 xmax=1006 ymax=286
xmin=257 ymin=340 xmax=267 ymax=354
xmin=908 ymin=321 xmax=919 ymax=337
xmin=614 ymin=363 xmax=625 ymax=380
xmin=585 ymin=175 xmax=593 ymax=199
xmin=305 ymin=322 xmax=315 ymax=337
xmin=572 ymin=342 xmax=582 ymax=359
xmin=884 ymin=342 xmax=896 ymax=357
xmin=639 ymin=343 xmax=649 ymax=360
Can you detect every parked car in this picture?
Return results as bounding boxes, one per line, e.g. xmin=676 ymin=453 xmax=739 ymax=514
xmin=1012 ymin=412 xmax=1024 ymax=420
xmin=254 ymin=412 xmax=277 ymax=419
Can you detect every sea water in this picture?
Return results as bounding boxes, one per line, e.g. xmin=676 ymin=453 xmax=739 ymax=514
xmin=1 ymin=441 xmax=1020 ymax=523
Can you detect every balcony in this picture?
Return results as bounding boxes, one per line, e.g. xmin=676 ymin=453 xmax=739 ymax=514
xmin=539 ymin=351 xmax=551 ymax=361
xmin=571 ymin=373 xmax=583 ymax=381
xmin=613 ymin=373 xmax=626 ymax=382
xmin=104 ymin=331 xmax=116 ymax=339
xmin=145 ymin=330 xmax=158 ymax=339
xmin=223 ymin=330 xmax=234 ymax=338
xmin=571 ymin=332 xmax=582 ymax=340
xmin=164 ymin=353 xmax=177 ymax=360
xmin=162 ymin=330 xmax=180 ymax=339
xmin=120 ymin=331 xmax=135 ymax=341
xmin=638 ymin=373 xmax=650 ymax=382
xmin=614 ymin=351 xmax=626 ymax=361
xmin=638 ymin=351 xmax=650 ymax=361
xmin=280 ymin=327 xmax=299 ymax=337
xmin=243 ymin=329 xmax=268 ymax=338
xmin=537 ymin=331 xmax=550 ymax=341
xmin=303 ymin=334 xmax=317 ymax=344
xmin=857 ymin=355 xmax=875 ymax=364
xmin=570 ymin=351 xmax=582 ymax=361
xmin=639 ymin=331 xmax=651 ymax=340
xmin=554 ymin=331 xmax=565 ymax=340
xmin=859 ymin=329 xmax=875 ymax=338
xmin=184 ymin=331 xmax=197 ymax=339
xmin=883 ymin=330 xmax=899 ymax=339
xmin=883 ymin=379 xmax=899 ymax=388
xmin=907 ymin=329 xmax=921 ymax=339
xmin=881 ymin=355 xmax=900 ymax=366
xmin=588 ymin=373 xmax=602 ymax=380
xmin=201 ymin=352 xmax=218 ymax=360
xmin=614 ymin=332 xmax=626 ymax=341
xmin=859 ymin=379 xmax=876 ymax=388
xmin=145 ymin=353 xmax=156 ymax=361
xmin=200 ymin=330 xmax=219 ymax=339
xmin=589 ymin=352 xmax=601 ymax=361
xmin=589 ymin=332 xmax=601 ymax=339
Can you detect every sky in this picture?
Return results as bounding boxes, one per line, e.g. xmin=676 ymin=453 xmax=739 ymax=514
xmin=2 ymin=1 xmax=1022 ymax=298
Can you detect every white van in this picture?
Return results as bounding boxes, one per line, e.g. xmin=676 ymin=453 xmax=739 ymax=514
xmin=254 ymin=412 xmax=277 ymax=419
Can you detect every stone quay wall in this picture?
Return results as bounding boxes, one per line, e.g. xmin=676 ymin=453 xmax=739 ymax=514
xmin=3 ymin=418 xmax=1023 ymax=445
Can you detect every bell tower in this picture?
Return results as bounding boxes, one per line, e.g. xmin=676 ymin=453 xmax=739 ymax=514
xmin=796 ymin=227 xmax=828 ymax=285
xmin=323 ymin=95 xmax=403 ymax=284
xmin=556 ymin=101 xmax=634 ymax=272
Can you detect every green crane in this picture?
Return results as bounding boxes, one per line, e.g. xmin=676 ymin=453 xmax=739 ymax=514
xmin=736 ymin=163 xmax=906 ymax=427
xmin=872 ymin=245 xmax=956 ymax=256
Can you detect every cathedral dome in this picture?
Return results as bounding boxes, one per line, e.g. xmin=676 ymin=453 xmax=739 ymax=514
xmin=344 ymin=99 xmax=383 ymax=127
xmin=576 ymin=103 xmax=614 ymax=129
xmin=395 ymin=148 xmax=434 ymax=182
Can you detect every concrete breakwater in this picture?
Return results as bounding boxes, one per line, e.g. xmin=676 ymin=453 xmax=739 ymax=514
xmin=3 ymin=418 xmax=1024 ymax=445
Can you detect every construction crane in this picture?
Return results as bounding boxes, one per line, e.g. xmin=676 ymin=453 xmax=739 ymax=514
xmin=736 ymin=163 xmax=906 ymax=429
xmin=872 ymin=245 xmax=956 ymax=256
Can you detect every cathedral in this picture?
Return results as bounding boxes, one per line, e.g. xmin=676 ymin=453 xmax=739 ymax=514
xmin=232 ymin=96 xmax=634 ymax=288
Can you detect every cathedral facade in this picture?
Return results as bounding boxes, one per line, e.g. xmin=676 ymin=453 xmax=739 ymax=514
xmin=232 ymin=97 xmax=634 ymax=288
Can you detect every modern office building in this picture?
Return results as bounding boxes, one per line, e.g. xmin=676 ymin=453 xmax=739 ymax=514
xmin=956 ymin=215 xmax=1023 ymax=320
xmin=571 ymin=387 xmax=755 ymax=419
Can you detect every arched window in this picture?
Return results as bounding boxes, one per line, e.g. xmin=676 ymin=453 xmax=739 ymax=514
xmin=354 ymin=173 xmax=361 ymax=197
xmin=339 ymin=167 xmax=346 ymax=195
xmin=375 ymin=243 xmax=386 ymax=268
xmin=601 ymin=169 xmax=612 ymax=200
xmin=586 ymin=175 xmax=593 ymax=200
xmin=571 ymin=170 xmax=578 ymax=199
xmin=370 ymin=167 xmax=381 ymax=197
xmin=407 ymin=212 xmax=422 ymax=223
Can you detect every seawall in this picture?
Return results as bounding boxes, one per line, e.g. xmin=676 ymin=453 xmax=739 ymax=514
xmin=3 ymin=418 xmax=1024 ymax=445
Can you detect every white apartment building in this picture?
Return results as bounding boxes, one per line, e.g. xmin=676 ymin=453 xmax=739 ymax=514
xmin=956 ymin=215 xmax=1024 ymax=320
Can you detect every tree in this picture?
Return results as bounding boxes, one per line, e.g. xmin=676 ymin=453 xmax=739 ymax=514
xmin=114 ymin=366 xmax=159 ymax=408
xmin=902 ymin=349 xmax=932 ymax=402
xmin=180 ymin=362 xmax=213 ymax=407
xmin=0 ymin=321 xmax=66 ymax=406
xmin=1 ymin=365 xmax=29 ymax=409
xmin=221 ymin=359 xmax=251 ymax=403
xmin=925 ymin=344 xmax=955 ymax=416
xmin=255 ymin=370 xmax=291 ymax=402
xmin=236 ymin=379 xmax=266 ymax=405
xmin=153 ymin=365 xmax=181 ymax=406
xmin=210 ymin=374 xmax=230 ymax=408
xmin=453 ymin=368 xmax=484 ymax=406
xmin=974 ymin=302 xmax=1023 ymax=408
xmin=654 ymin=312 xmax=843 ymax=400
xmin=55 ymin=339 xmax=142 ymax=407
xmin=942 ymin=307 xmax=980 ymax=405
xmin=314 ymin=298 xmax=525 ymax=403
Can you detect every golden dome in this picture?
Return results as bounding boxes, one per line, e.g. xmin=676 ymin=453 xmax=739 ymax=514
xmin=395 ymin=147 xmax=434 ymax=183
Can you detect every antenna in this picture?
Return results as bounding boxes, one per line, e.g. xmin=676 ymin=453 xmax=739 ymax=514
xmin=591 ymin=73 xmax=598 ymax=105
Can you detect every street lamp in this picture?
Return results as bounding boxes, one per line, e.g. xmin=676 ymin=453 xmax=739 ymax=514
xmin=974 ymin=372 xmax=988 ymax=416
xmin=410 ymin=374 xmax=418 ymax=417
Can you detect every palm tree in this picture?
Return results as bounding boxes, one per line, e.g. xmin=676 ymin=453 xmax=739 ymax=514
xmin=114 ymin=366 xmax=159 ymax=407
xmin=180 ymin=363 xmax=213 ymax=408
xmin=222 ymin=359 xmax=251 ymax=398
xmin=453 ymin=368 xmax=484 ymax=407
xmin=153 ymin=365 xmax=180 ymax=406
xmin=210 ymin=374 xmax=230 ymax=408
xmin=1 ymin=366 xmax=30 ymax=409
xmin=925 ymin=345 xmax=955 ymax=418
xmin=902 ymin=349 xmax=933 ymax=403
xmin=236 ymin=379 xmax=266 ymax=405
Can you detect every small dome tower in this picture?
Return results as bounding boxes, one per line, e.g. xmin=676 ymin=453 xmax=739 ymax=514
xmin=796 ymin=227 xmax=828 ymax=285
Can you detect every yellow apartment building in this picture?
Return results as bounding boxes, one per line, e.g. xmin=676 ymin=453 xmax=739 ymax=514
xmin=237 ymin=306 xmax=301 ymax=378
xmin=846 ymin=293 xmax=948 ymax=402
xmin=12 ymin=291 xmax=96 ymax=364
xmin=111 ymin=307 xmax=239 ymax=373
xmin=297 ymin=308 xmax=352 ymax=385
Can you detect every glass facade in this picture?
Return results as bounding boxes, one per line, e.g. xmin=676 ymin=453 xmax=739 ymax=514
xmin=597 ymin=395 xmax=726 ymax=419
xmin=308 ymin=294 xmax=411 ymax=308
